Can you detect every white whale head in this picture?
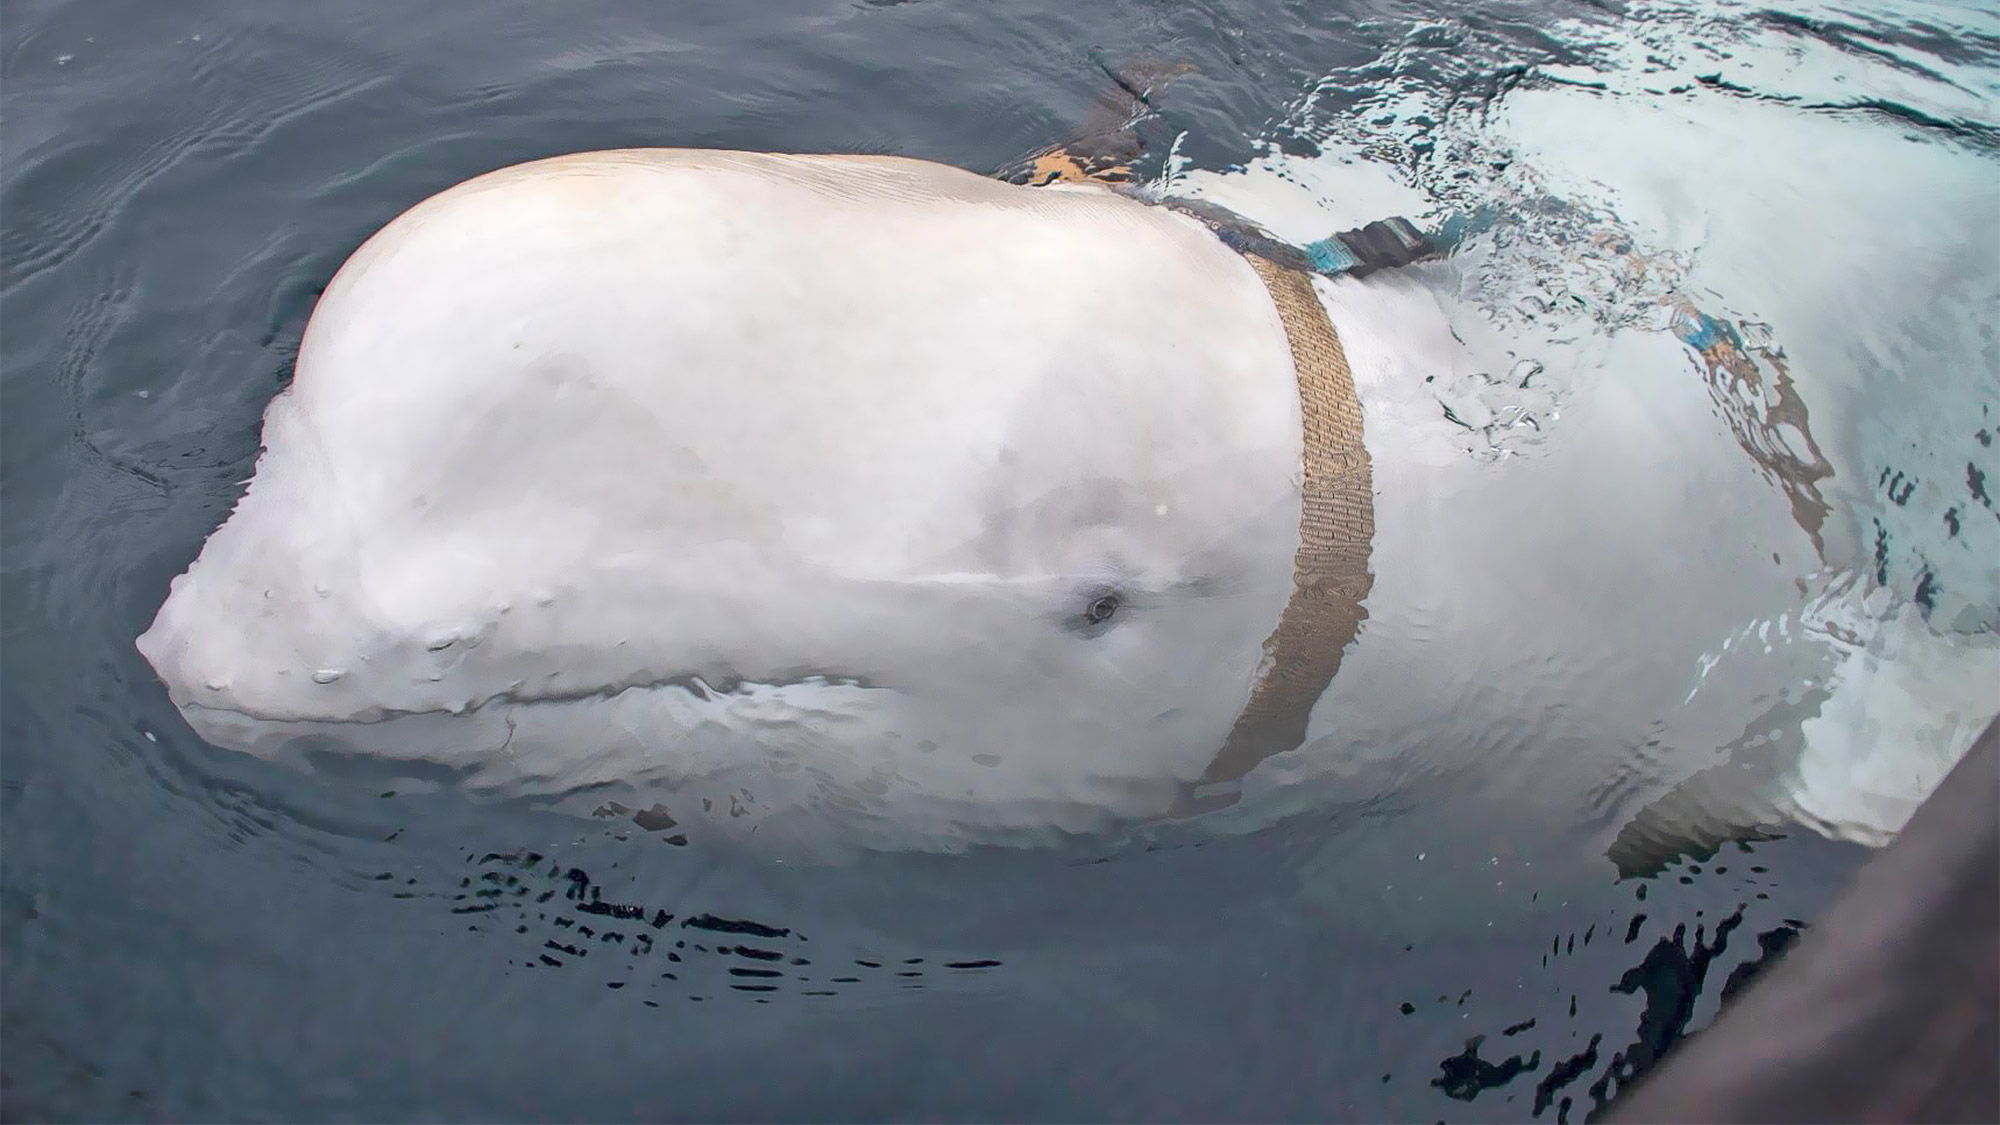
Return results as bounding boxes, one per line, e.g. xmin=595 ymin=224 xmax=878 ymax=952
xmin=136 ymin=150 xmax=1360 ymax=852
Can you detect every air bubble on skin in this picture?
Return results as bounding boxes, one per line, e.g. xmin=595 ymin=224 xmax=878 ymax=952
xmin=312 ymin=668 xmax=345 ymax=684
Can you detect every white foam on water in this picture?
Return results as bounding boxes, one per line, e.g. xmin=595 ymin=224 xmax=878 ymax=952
xmin=1151 ymin=0 xmax=1999 ymax=849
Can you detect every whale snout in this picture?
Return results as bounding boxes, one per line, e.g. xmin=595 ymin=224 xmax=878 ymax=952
xmin=138 ymin=566 xmax=256 ymax=712
xmin=134 ymin=467 xmax=424 ymax=740
xmin=137 ymin=537 xmax=365 ymax=731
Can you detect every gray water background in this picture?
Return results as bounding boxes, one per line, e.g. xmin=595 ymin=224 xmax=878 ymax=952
xmin=3 ymin=0 xmax=1993 ymax=1121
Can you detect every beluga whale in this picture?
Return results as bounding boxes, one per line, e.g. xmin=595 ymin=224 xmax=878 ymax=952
xmin=137 ymin=96 xmax=2000 ymax=864
xmin=137 ymin=147 xmax=1375 ymax=853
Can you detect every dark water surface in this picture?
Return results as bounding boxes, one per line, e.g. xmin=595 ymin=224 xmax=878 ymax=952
xmin=4 ymin=0 xmax=1991 ymax=1120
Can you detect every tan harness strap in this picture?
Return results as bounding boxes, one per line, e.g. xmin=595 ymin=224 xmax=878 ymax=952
xmin=1006 ymin=152 xmax=1377 ymax=809
xmin=1195 ymin=255 xmax=1376 ymax=798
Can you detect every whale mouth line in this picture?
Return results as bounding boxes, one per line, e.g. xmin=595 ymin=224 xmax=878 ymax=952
xmin=174 ymin=670 xmax=890 ymax=730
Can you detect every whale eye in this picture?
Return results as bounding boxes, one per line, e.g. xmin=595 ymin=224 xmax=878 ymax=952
xmin=1064 ymin=582 xmax=1130 ymax=636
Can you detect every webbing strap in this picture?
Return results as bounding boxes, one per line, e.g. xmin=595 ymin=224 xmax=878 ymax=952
xmin=1191 ymin=254 xmax=1375 ymax=804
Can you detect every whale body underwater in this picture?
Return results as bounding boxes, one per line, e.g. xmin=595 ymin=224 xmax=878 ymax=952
xmin=136 ymin=144 xmax=2000 ymax=861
